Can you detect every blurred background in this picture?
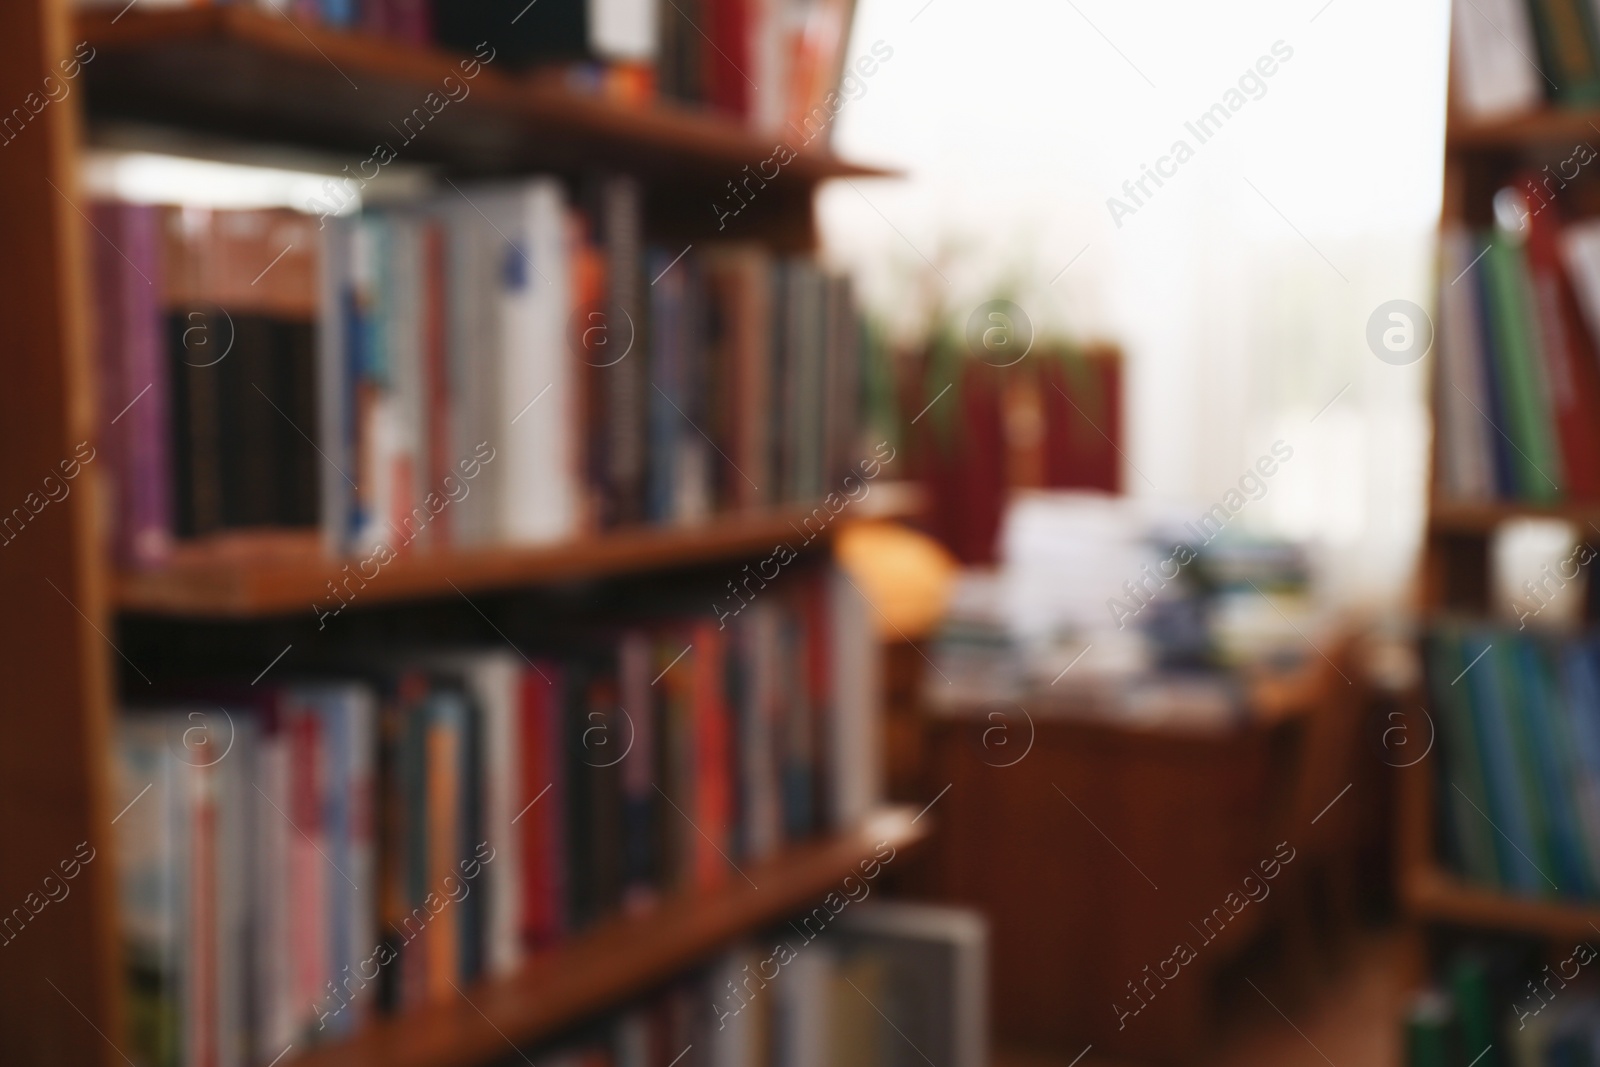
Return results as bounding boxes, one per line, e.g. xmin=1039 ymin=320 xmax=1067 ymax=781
xmin=8 ymin=0 xmax=1600 ymax=1064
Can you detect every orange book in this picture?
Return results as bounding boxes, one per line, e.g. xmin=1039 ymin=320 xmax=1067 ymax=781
xmin=426 ymin=698 xmax=461 ymax=1000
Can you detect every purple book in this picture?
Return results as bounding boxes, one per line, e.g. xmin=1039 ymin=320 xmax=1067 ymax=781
xmin=95 ymin=202 xmax=172 ymax=567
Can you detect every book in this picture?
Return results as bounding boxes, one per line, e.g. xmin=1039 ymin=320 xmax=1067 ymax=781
xmin=1525 ymin=0 xmax=1600 ymax=104
xmin=1426 ymin=626 xmax=1600 ymax=901
xmin=1450 ymin=0 xmax=1543 ymax=119
xmin=1427 ymin=195 xmax=1600 ymax=507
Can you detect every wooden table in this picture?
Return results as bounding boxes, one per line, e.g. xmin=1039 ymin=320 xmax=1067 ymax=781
xmin=899 ymin=658 xmax=1347 ymax=1063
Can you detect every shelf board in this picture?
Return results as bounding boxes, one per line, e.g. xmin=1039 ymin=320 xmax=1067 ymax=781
xmin=1405 ymin=866 xmax=1600 ymax=940
xmin=284 ymin=806 xmax=922 ymax=1067
xmin=1448 ymin=108 xmax=1600 ymax=152
xmin=116 ymin=503 xmax=913 ymax=617
xmin=1429 ymin=497 xmax=1600 ymax=534
xmin=78 ymin=6 xmax=894 ymax=183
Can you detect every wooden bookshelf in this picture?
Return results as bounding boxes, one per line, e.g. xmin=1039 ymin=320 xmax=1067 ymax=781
xmin=1404 ymin=862 xmax=1600 ymax=941
xmin=1427 ymin=496 xmax=1600 ymax=534
xmin=286 ymin=807 xmax=924 ymax=1067
xmin=117 ymin=497 xmax=915 ymax=617
xmin=1447 ymin=107 xmax=1600 ymax=152
xmin=78 ymin=6 xmax=891 ymax=185
xmin=1405 ymin=89 xmax=1600 ymax=946
xmin=0 ymin=1 xmax=906 ymax=1064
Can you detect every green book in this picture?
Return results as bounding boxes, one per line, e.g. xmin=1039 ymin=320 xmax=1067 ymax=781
xmin=1482 ymin=233 xmax=1564 ymax=503
xmin=1449 ymin=956 xmax=1499 ymax=1067
xmin=1527 ymin=0 xmax=1600 ymax=103
xmin=1403 ymin=991 xmax=1453 ymax=1067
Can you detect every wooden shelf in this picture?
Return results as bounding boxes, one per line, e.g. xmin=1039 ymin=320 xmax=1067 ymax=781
xmin=116 ymin=501 xmax=911 ymax=617
xmin=1428 ymin=497 xmax=1600 ymax=534
xmin=283 ymin=806 xmax=922 ymax=1067
xmin=1448 ymin=108 xmax=1600 ymax=153
xmin=1404 ymin=864 xmax=1600 ymax=941
xmin=78 ymin=6 xmax=894 ymax=184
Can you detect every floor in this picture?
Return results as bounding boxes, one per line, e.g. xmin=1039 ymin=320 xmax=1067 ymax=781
xmin=993 ymin=931 xmax=1408 ymax=1067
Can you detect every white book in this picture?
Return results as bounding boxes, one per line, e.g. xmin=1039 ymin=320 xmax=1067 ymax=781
xmin=590 ymin=0 xmax=658 ymax=61
xmin=750 ymin=0 xmax=790 ymax=135
xmin=1436 ymin=226 xmax=1496 ymax=500
xmin=833 ymin=903 xmax=989 ymax=1067
xmin=445 ymin=194 xmax=506 ymax=546
xmin=388 ymin=215 xmax=427 ymax=551
xmin=444 ymin=651 xmax=524 ymax=975
xmin=708 ymin=948 xmax=760 ymax=1067
xmin=828 ymin=565 xmax=882 ymax=829
xmin=775 ymin=941 xmax=834 ymax=1067
xmin=1450 ymin=0 xmax=1541 ymax=120
xmin=303 ymin=682 xmax=377 ymax=1027
xmin=1561 ymin=219 xmax=1600 ymax=346
xmin=476 ymin=179 xmax=576 ymax=545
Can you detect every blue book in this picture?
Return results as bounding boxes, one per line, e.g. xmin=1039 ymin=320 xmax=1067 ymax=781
xmin=1462 ymin=631 xmax=1544 ymax=892
xmin=321 ymin=0 xmax=359 ymax=28
xmin=1511 ymin=637 xmax=1591 ymax=897
xmin=1559 ymin=639 xmax=1600 ymax=894
xmin=646 ymin=246 xmax=682 ymax=524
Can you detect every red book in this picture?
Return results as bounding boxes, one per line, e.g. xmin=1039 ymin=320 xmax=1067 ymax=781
xmin=1521 ymin=174 xmax=1600 ymax=499
xmin=705 ymin=0 xmax=752 ymax=118
xmin=519 ymin=663 xmax=567 ymax=948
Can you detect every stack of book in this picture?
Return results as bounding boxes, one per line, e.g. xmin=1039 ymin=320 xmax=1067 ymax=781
xmin=1450 ymin=0 xmax=1600 ymax=119
xmin=79 ymin=0 xmax=865 ymax=134
xmin=1434 ymin=186 xmax=1600 ymax=505
xmin=90 ymin=178 xmax=869 ymax=565
xmin=113 ymin=564 xmax=882 ymax=1066
xmin=527 ymin=903 xmax=985 ymax=1067
xmin=1425 ymin=625 xmax=1600 ymax=900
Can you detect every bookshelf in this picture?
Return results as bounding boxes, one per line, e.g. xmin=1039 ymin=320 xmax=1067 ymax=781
xmin=0 ymin=2 xmax=912 ymax=1065
xmin=117 ymin=497 xmax=916 ymax=617
xmin=1399 ymin=79 xmax=1600 ymax=943
xmin=287 ymin=808 xmax=922 ymax=1067
xmin=78 ymin=6 xmax=891 ymax=185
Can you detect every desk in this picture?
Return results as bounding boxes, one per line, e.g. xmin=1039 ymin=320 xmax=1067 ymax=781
xmin=901 ymin=659 xmax=1348 ymax=1063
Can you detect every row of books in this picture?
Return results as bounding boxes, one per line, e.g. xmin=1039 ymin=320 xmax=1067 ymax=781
xmin=87 ymin=0 xmax=861 ymax=135
xmin=113 ymin=566 xmax=882 ymax=1067
xmin=91 ymin=180 xmax=869 ymax=565
xmin=528 ymin=903 xmax=985 ymax=1067
xmin=92 ymin=202 xmax=322 ymax=564
xmin=1426 ymin=626 xmax=1600 ymax=900
xmin=1450 ymin=0 xmax=1600 ymax=119
xmin=1435 ymin=191 xmax=1600 ymax=504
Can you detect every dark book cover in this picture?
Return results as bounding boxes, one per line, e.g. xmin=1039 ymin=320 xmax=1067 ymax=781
xmin=432 ymin=0 xmax=588 ymax=67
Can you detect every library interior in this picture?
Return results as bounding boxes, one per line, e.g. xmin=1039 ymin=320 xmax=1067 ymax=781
xmin=8 ymin=0 xmax=1600 ymax=1065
